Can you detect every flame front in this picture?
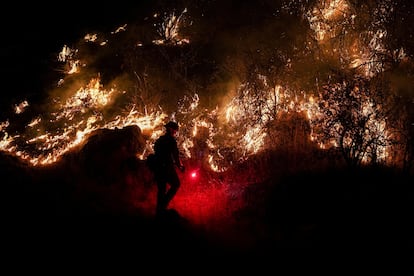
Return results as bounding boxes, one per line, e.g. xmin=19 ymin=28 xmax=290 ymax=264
xmin=0 ymin=0 xmax=410 ymax=173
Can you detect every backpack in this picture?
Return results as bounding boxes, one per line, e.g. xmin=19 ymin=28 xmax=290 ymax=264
xmin=145 ymin=153 xmax=158 ymax=172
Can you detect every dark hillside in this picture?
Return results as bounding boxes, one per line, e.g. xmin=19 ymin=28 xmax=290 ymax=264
xmin=1 ymin=126 xmax=413 ymax=269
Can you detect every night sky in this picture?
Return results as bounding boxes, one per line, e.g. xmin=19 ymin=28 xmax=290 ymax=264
xmin=1 ymin=1 xmax=153 ymax=112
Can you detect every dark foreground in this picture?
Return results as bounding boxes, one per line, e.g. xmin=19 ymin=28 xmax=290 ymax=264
xmin=4 ymin=203 xmax=413 ymax=273
xmin=1 ymin=131 xmax=413 ymax=272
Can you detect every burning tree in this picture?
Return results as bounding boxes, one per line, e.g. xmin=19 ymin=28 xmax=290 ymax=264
xmin=310 ymin=73 xmax=397 ymax=167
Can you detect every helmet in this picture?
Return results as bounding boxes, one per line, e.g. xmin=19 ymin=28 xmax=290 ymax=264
xmin=164 ymin=121 xmax=179 ymax=130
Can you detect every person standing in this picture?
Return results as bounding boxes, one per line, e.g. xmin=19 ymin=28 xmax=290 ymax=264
xmin=153 ymin=121 xmax=185 ymax=216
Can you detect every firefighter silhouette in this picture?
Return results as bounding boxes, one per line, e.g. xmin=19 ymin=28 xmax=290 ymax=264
xmin=152 ymin=121 xmax=185 ymax=216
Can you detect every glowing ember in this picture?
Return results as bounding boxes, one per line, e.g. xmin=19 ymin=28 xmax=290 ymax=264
xmin=14 ymin=101 xmax=29 ymax=114
xmin=153 ymin=8 xmax=190 ymax=45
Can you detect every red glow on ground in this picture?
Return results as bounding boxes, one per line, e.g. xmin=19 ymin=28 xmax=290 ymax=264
xmin=170 ymin=177 xmax=235 ymax=225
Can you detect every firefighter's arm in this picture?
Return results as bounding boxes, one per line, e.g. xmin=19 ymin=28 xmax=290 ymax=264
xmin=175 ymin=156 xmax=185 ymax=172
xmin=173 ymin=145 xmax=185 ymax=172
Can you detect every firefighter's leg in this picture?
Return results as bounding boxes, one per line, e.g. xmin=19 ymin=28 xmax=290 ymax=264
xmin=156 ymin=180 xmax=167 ymax=215
xmin=164 ymin=172 xmax=181 ymax=209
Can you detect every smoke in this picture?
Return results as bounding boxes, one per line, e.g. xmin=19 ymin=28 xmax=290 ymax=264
xmin=1 ymin=0 xmax=413 ymax=168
